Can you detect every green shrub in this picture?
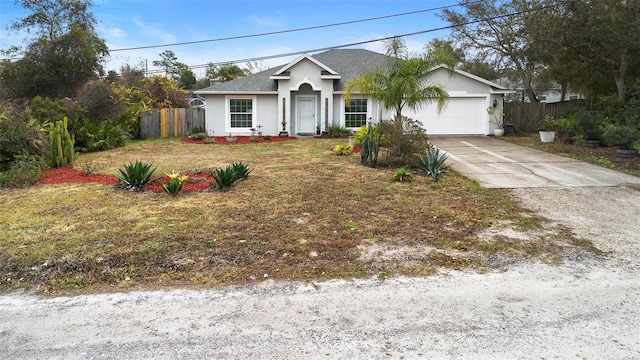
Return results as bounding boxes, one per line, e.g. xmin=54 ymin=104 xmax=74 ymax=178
xmin=76 ymin=119 xmax=128 ymax=152
xmin=602 ymin=124 xmax=638 ymax=149
xmin=0 ymin=153 xmax=45 ymax=187
xmin=353 ymin=126 xmax=369 ymax=145
xmin=574 ymin=109 xmax=604 ymax=140
xmin=326 ymin=125 xmax=352 ymax=137
xmin=392 ymin=166 xmax=413 ymax=182
xmin=538 ymin=114 xmax=558 ymax=131
xmin=378 ymin=117 xmax=430 ymax=165
xmin=0 ymin=111 xmax=47 ymax=168
xmin=417 ymin=146 xmax=450 ymax=182
xmin=556 ymin=114 xmax=578 ymax=143
xmin=115 ymin=161 xmax=158 ymax=191
xmin=191 ymin=126 xmax=204 ymax=134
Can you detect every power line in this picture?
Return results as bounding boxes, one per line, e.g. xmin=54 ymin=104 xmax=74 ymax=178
xmin=109 ymin=4 xmax=463 ymax=52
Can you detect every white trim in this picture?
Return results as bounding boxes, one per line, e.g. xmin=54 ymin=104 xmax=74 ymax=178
xmin=290 ymin=79 xmax=321 ymax=91
xmin=225 ymin=95 xmax=257 ymax=134
xmin=196 ymin=91 xmax=277 ymax=95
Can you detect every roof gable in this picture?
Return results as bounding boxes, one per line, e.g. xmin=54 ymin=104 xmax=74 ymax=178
xmin=272 ymin=54 xmax=339 ymax=76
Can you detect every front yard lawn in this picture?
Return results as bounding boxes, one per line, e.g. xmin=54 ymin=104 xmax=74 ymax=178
xmin=501 ymin=133 xmax=640 ymax=177
xmin=0 ymin=137 xmax=599 ymax=295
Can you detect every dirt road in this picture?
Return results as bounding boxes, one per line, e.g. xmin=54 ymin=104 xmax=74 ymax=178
xmin=1 ymin=186 xmax=639 ymax=359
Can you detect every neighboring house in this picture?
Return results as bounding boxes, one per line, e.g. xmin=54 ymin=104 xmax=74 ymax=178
xmin=537 ymin=88 xmax=583 ymax=103
xmin=188 ymin=91 xmax=206 ymax=109
xmin=195 ymin=49 xmax=513 ymax=136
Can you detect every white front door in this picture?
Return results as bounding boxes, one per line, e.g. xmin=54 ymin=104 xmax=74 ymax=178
xmin=296 ymin=97 xmax=316 ymax=134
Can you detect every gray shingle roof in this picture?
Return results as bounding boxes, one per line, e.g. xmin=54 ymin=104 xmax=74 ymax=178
xmin=195 ymin=49 xmax=389 ymax=93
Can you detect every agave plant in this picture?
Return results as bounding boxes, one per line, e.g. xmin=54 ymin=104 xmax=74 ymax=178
xmin=333 ymin=144 xmax=352 ymax=155
xmin=231 ymin=162 xmax=252 ymax=180
xmin=115 ymin=161 xmax=158 ymax=191
xmin=417 ymin=146 xmax=450 ymax=182
xmin=209 ymin=166 xmax=241 ymax=190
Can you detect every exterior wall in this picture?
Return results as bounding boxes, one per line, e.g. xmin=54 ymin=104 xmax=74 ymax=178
xmin=204 ymin=94 xmax=279 ymax=136
xmin=431 ymin=68 xmax=490 ymax=94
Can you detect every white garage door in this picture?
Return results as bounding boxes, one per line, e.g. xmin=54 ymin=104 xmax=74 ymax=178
xmin=404 ymin=97 xmax=486 ymax=135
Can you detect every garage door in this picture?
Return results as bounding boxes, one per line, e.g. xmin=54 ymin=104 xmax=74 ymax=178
xmin=404 ymin=97 xmax=486 ymax=135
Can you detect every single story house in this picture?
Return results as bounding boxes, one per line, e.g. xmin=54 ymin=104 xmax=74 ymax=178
xmin=195 ymin=49 xmax=513 ymax=136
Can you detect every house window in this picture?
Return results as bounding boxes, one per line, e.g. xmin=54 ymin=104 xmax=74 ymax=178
xmin=345 ymin=99 xmax=367 ymax=128
xmin=569 ymin=95 xmax=578 ymax=100
xmin=538 ymin=95 xmax=547 ymax=101
xmin=229 ymin=98 xmax=253 ymax=128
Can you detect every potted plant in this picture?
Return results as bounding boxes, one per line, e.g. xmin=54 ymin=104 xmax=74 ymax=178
xmin=574 ymin=109 xmax=604 ymax=148
xmin=603 ymin=124 xmax=638 ymax=158
xmin=226 ymin=133 xmax=237 ymax=142
xmin=487 ymin=106 xmax=504 ymax=136
xmin=538 ymin=114 xmax=558 ymax=143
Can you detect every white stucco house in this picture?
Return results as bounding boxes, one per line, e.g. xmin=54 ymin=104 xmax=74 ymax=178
xmin=195 ymin=49 xmax=514 ymax=136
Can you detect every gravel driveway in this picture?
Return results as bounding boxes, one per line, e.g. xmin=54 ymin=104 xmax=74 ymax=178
xmin=1 ymin=186 xmax=639 ymax=359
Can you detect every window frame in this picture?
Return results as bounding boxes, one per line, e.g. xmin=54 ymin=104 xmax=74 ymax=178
xmin=225 ymin=95 xmax=257 ymax=132
xmin=344 ymin=98 xmax=369 ymax=128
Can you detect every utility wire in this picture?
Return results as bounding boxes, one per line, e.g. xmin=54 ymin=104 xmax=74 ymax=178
xmin=1 ymin=0 xmax=576 ymax=87
xmin=109 ymin=3 xmax=465 ymax=52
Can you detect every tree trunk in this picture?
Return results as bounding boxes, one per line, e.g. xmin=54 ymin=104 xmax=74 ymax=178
xmin=613 ymin=52 xmax=628 ymax=100
xmin=560 ymin=82 xmax=568 ymax=102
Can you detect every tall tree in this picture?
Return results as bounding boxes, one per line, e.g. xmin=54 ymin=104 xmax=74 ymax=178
xmin=8 ymin=0 xmax=97 ymax=42
xmin=152 ymin=50 xmax=189 ymax=83
xmin=558 ymin=0 xmax=640 ymax=100
xmin=344 ymin=37 xmax=456 ymax=126
xmin=441 ymin=0 xmax=546 ymax=102
xmin=0 ymin=0 xmax=106 ymax=99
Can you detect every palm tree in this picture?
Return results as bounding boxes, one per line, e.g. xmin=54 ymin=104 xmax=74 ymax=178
xmin=344 ymin=37 xmax=456 ymax=126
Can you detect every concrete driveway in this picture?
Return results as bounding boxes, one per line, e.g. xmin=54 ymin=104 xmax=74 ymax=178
xmin=430 ymin=136 xmax=640 ymax=188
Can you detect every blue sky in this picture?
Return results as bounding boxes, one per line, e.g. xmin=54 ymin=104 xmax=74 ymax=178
xmin=0 ymin=0 xmax=456 ymax=78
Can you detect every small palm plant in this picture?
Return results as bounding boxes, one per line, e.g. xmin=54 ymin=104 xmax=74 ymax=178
xmin=392 ymin=166 xmax=413 ymax=182
xmin=115 ymin=161 xmax=158 ymax=191
xmin=210 ymin=162 xmax=251 ymax=190
xmin=417 ymin=146 xmax=450 ymax=182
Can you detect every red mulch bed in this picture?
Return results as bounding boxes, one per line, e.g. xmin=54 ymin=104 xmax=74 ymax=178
xmin=39 ymin=166 xmax=119 ymax=186
xmin=182 ymin=136 xmax=296 ymax=144
xmin=38 ymin=166 xmax=214 ymax=193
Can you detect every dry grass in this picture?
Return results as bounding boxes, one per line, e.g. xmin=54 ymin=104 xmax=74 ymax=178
xmin=0 ymin=137 xmax=599 ymax=295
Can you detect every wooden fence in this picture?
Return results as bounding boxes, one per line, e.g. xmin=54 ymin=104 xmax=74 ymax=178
xmin=504 ymin=100 xmax=584 ymax=132
xmin=140 ymin=108 xmax=205 ymax=139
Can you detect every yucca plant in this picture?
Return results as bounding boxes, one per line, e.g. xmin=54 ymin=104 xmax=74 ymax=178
xmin=417 ymin=146 xmax=450 ymax=182
xmin=209 ymin=166 xmax=241 ymax=190
xmin=231 ymin=162 xmax=251 ymax=180
xmin=392 ymin=166 xmax=413 ymax=182
xmin=115 ymin=161 xmax=158 ymax=191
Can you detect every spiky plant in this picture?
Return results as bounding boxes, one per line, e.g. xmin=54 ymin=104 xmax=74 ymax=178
xmin=417 ymin=146 xmax=450 ymax=182
xmin=115 ymin=161 xmax=158 ymax=191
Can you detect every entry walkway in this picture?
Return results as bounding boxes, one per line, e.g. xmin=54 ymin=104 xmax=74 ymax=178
xmin=429 ymin=136 xmax=640 ymax=188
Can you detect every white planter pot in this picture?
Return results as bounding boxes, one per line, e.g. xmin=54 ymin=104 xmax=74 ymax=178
xmin=494 ymin=128 xmax=504 ymax=137
xmin=539 ymin=131 xmax=555 ymax=143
